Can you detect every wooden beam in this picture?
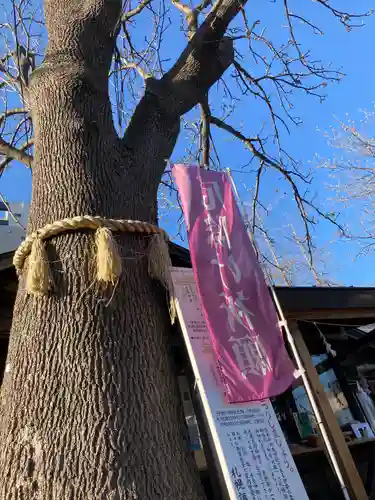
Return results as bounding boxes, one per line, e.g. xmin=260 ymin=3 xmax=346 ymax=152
xmin=289 ymin=320 xmax=368 ymax=500
xmin=276 ymin=286 xmax=375 ymax=315
xmin=342 ymin=328 xmax=375 ymax=359
xmin=286 ymin=307 xmax=375 ymax=321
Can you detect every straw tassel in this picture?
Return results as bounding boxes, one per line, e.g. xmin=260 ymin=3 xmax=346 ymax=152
xmin=26 ymin=236 xmax=51 ymax=295
xmin=14 ymin=216 xmax=171 ymax=301
xmin=148 ymin=233 xmax=176 ymax=324
xmin=95 ymin=227 xmax=122 ymax=284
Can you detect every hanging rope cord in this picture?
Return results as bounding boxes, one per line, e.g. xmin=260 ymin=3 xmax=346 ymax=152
xmin=13 ymin=215 xmax=175 ymax=321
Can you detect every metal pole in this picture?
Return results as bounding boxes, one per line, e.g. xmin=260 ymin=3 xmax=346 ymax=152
xmin=227 ymin=170 xmax=351 ymax=500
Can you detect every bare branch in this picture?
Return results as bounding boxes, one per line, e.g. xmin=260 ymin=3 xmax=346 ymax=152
xmin=156 ymin=0 xmax=247 ymax=114
xmin=0 ymin=107 xmax=27 ymax=129
xmin=110 ymin=60 xmax=152 ymax=80
xmin=0 ymin=62 xmax=21 ymax=88
xmin=315 ymin=0 xmax=373 ymax=29
xmin=0 ymin=136 xmax=33 ymax=167
xmin=122 ymin=0 xmax=153 ymax=22
xmin=196 ymin=0 xmax=212 ymax=12
xmin=283 ymin=0 xmax=344 ymax=80
xmin=123 ymin=0 xmax=247 ymax=185
xmin=171 ymin=0 xmax=198 ymax=39
xmin=171 ymin=0 xmax=191 ymax=17
xmin=233 ymin=60 xmax=288 ymax=141
xmin=1 ymin=0 xmax=371 ymax=287
xmin=171 ymin=0 xmax=214 ymax=39
xmin=210 ymin=114 xmax=347 ymax=260
xmin=199 ymin=95 xmax=210 ymax=167
xmin=288 ymin=13 xmax=324 ymax=35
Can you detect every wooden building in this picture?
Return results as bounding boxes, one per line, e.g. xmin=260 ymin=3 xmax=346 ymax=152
xmin=170 ymin=243 xmax=375 ymax=499
xmin=1 ymin=244 xmax=375 ymax=499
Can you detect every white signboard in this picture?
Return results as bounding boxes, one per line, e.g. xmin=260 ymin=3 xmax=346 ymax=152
xmin=172 ymin=267 xmax=309 ymax=500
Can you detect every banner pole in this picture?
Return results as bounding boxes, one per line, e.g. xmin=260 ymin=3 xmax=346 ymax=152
xmin=226 ymin=170 xmax=351 ymax=500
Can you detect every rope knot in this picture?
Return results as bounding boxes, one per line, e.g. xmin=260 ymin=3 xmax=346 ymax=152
xmin=13 ymin=215 xmax=175 ymax=323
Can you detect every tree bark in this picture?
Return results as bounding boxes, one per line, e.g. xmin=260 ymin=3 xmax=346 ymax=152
xmin=0 ymin=0 xmax=245 ymax=496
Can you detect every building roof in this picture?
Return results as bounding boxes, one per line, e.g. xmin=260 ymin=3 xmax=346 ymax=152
xmin=1 ymin=242 xmax=375 ymax=360
xmin=1 ymin=242 xmax=374 ymax=339
xmin=169 ymin=242 xmax=375 ymax=324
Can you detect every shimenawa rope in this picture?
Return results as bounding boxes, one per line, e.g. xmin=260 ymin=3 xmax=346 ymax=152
xmin=13 ymin=215 xmax=175 ymax=322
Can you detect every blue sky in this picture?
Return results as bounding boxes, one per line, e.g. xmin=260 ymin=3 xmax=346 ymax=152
xmin=1 ymin=0 xmax=375 ymax=285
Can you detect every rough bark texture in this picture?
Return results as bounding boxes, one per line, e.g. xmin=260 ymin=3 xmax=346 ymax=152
xmin=0 ymin=0 xmax=244 ymax=497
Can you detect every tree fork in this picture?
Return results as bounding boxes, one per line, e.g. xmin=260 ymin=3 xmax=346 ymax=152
xmin=0 ymin=0 xmax=249 ymax=497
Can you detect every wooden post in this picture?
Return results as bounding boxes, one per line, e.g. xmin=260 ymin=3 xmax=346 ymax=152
xmin=289 ymin=320 xmax=368 ymax=500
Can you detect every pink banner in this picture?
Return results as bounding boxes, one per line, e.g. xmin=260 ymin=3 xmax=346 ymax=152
xmin=173 ymin=164 xmax=295 ymax=403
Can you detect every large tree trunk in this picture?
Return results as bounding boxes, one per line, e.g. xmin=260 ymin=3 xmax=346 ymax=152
xmin=0 ymin=1 xmax=206 ymax=498
xmin=0 ymin=0 xmax=242 ymax=495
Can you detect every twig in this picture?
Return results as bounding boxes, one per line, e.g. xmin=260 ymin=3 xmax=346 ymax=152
xmin=210 ymin=114 xmax=347 ymax=260
xmin=109 ymin=60 xmax=151 ymax=79
xmin=315 ymin=0 xmax=372 ymax=29
xmin=122 ymin=0 xmax=153 ymax=21
xmin=0 ymin=107 xmax=27 ymax=130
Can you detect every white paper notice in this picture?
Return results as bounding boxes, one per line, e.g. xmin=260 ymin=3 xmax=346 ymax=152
xmin=172 ymin=267 xmax=309 ymax=500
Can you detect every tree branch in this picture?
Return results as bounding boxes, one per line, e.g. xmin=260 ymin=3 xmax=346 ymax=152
xmin=122 ymin=0 xmax=247 ymax=194
xmin=209 ymin=114 xmax=347 ymax=259
xmin=315 ymin=0 xmax=373 ymax=29
xmin=110 ymin=60 xmax=151 ymax=80
xmin=199 ymin=95 xmax=210 ymax=167
xmin=0 ymin=108 xmax=28 ymax=130
xmin=171 ymin=0 xmax=213 ymax=39
xmin=0 ymin=136 xmax=33 ymax=167
xmin=155 ymin=0 xmax=247 ymax=114
xmin=122 ymin=0 xmax=153 ymax=22
xmin=171 ymin=0 xmax=198 ymax=39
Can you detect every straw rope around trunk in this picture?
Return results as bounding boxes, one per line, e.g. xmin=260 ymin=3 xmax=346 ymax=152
xmin=13 ymin=215 xmax=175 ymax=322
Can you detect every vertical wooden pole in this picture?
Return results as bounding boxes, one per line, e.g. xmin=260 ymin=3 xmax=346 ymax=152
xmin=289 ymin=320 xmax=368 ymax=500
